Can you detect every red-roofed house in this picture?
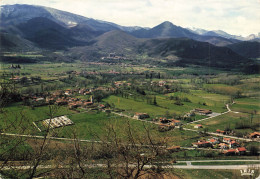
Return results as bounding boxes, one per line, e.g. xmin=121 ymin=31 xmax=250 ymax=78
xmin=171 ymin=119 xmax=182 ymax=126
xmin=223 ymin=138 xmax=231 ymax=143
xmin=192 ymin=141 xmax=212 ymax=148
xmin=250 ymin=132 xmax=260 ymax=138
xmin=236 ymin=147 xmax=247 ymax=155
xmin=219 ymin=143 xmax=228 ymax=149
xmin=134 ymin=113 xmax=150 ymax=119
xmin=229 ymin=140 xmax=240 ymax=148
xmin=209 ymin=138 xmax=219 ymax=145
xmin=194 ymin=124 xmax=203 ymax=129
xmin=223 ymin=149 xmax=237 ymax=155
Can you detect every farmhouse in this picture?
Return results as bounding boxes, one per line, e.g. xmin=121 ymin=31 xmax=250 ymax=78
xmin=249 ymin=132 xmax=260 ymax=138
xmin=223 ymin=138 xmax=231 ymax=143
xmin=68 ymin=103 xmax=79 ymax=109
xmin=208 ymin=138 xmax=219 ymax=145
xmin=229 ymin=140 xmax=240 ymax=148
xmin=9 ymin=76 xmax=20 ymax=82
xmin=98 ymin=104 xmax=106 ymax=109
xmin=223 ymin=147 xmax=247 ymax=155
xmin=158 ymin=123 xmax=175 ymax=132
xmin=194 ymin=108 xmax=212 ymax=115
xmin=64 ymin=89 xmax=73 ymax=96
xmin=194 ymin=124 xmax=203 ymax=128
xmin=166 ymin=146 xmax=181 ymax=152
xmin=171 ymin=119 xmax=182 ymax=126
xmin=236 ymin=147 xmax=247 ymax=155
xmin=219 ymin=143 xmax=228 ymax=149
xmin=223 ymin=149 xmax=237 ymax=155
xmin=53 ymin=90 xmax=63 ymax=96
xmin=192 ymin=141 xmax=212 ymax=148
xmin=158 ymin=81 xmax=166 ymax=87
xmin=133 ymin=113 xmax=150 ymax=119
xmin=216 ymin=129 xmax=227 ymax=134
xmin=56 ymin=98 xmax=68 ymax=105
xmin=114 ymin=81 xmax=124 ymax=87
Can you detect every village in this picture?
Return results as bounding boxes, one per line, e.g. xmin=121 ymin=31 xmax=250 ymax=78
xmin=21 ymin=83 xmax=259 ymax=158
xmin=1 ymin=61 xmax=260 ymax=179
xmin=2 ymin=61 xmax=259 ymax=178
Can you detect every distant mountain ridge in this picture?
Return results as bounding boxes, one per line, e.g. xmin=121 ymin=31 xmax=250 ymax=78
xmin=130 ymin=21 xmax=240 ymax=46
xmin=0 ymin=4 xmax=143 ymax=32
xmin=188 ymin=27 xmax=260 ymax=41
xmin=69 ymin=30 xmax=253 ymax=70
xmin=0 ymin=4 xmax=258 ymax=73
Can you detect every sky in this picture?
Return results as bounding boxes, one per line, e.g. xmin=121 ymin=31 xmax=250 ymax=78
xmin=1 ymin=0 xmax=260 ymax=37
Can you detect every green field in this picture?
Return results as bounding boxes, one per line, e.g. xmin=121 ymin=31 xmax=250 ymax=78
xmin=0 ymin=103 xmax=74 ymax=134
xmin=103 ymin=92 xmax=226 ymax=118
xmin=189 ymin=111 xmax=260 ymax=134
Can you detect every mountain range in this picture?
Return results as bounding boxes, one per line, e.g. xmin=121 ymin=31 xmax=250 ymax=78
xmin=0 ymin=4 xmax=259 ymax=73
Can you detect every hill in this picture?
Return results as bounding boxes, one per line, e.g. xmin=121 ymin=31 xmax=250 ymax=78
xmin=0 ymin=32 xmax=39 ymax=52
xmin=69 ymin=30 xmax=145 ymax=60
xmin=16 ymin=17 xmax=88 ymax=49
xmin=131 ymin=21 xmax=198 ymax=39
xmin=138 ymin=38 xmax=251 ymax=69
xmin=227 ymin=41 xmax=260 ymax=58
xmin=0 ymin=4 xmax=142 ymax=33
xmin=69 ymin=32 xmax=253 ymax=71
xmin=131 ymin=21 xmax=238 ymax=46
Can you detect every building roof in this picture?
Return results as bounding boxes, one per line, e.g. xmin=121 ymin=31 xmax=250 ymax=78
xmin=224 ymin=149 xmax=237 ymax=153
xmin=209 ymin=139 xmax=217 ymax=143
xmin=219 ymin=143 xmax=227 ymax=146
xmin=237 ymin=147 xmax=247 ymax=152
xmin=135 ymin=112 xmax=148 ymax=116
xmin=230 ymin=141 xmax=238 ymax=144
xmin=250 ymin=132 xmax=260 ymax=136
xmin=166 ymin=146 xmax=180 ymax=150
xmin=223 ymin=138 xmax=231 ymax=141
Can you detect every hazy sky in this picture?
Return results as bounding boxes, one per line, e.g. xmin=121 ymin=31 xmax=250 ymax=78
xmin=1 ymin=0 xmax=260 ymax=36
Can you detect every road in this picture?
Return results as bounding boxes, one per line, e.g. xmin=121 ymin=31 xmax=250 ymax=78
xmin=0 ymin=132 xmax=103 ymax=143
xmin=2 ymin=162 xmax=259 ymax=170
xmin=182 ymin=127 xmax=258 ymax=142
xmin=177 ymin=160 xmax=260 ymax=163
xmin=163 ymin=164 xmax=260 ymax=169
xmin=188 ymin=104 xmax=231 ymax=124
xmin=183 ymin=103 xmax=259 ymax=142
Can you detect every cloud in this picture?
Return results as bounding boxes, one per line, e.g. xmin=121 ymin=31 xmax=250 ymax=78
xmin=1 ymin=0 xmax=259 ymax=36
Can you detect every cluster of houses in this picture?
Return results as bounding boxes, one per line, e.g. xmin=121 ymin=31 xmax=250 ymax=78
xmin=150 ymin=81 xmax=167 ymax=87
xmin=9 ymin=76 xmax=21 ymax=82
xmin=133 ymin=113 xmax=150 ymax=120
xmin=192 ymin=137 xmax=247 ymax=155
xmin=154 ymin=117 xmax=182 ymax=132
xmin=216 ymin=129 xmax=229 ymax=135
xmin=55 ymin=96 xmax=94 ymax=110
xmin=114 ymin=81 xmax=132 ymax=87
xmin=184 ymin=108 xmax=212 ymax=118
xmin=193 ymin=108 xmax=212 ymax=115
xmin=216 ymin=129 xmax=260 ymax=140
xmin=9 ymin=64 xmax=21 ymax=69
xmin=101 ymin=53 xmax=127 ymax=60
xmin=194 ymin=124 xmax=203 ymax=128
xmin=22 ymin=88 xmax=96 ymax=109
xmin=22 ymin=85 xmax=117 ymax=108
